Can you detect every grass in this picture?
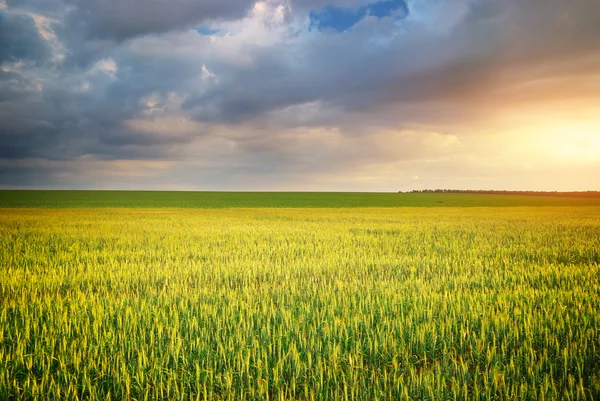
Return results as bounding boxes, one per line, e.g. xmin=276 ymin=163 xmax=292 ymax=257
xmin=2 ymin=190 xmax=600 ymax=208
xmin=1 ymin=206 xmax=599 ymax=400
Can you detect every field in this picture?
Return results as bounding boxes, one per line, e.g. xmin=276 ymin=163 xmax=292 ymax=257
xmin=3 ymin=190 xmax=600 ymax=208
xmin=1 ymin=194 xmax=599 ymax=399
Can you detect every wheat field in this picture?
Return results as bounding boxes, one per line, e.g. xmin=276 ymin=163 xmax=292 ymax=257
xmin=1 ymin=206 xmax=599 ymax=400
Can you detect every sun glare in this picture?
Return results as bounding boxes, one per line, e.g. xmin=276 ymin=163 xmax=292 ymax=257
xmin=507 ymin=118 xmax=600 ymax=164
xmin=542 ymin=122 xmax=600 ymax=163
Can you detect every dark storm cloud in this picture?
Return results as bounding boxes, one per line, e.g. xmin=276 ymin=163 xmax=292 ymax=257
xmin=0 ymin=12 xmax=50 ymax=63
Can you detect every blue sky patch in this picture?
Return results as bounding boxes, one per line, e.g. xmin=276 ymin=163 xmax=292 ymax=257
xmin=195 ymin=26 xmax=219 ymax=36
xmin=310 ymin=0 xmax=409 ymax=32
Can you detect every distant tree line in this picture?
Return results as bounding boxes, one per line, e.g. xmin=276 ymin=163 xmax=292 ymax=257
xmin=400 ymin=189 xmax=600 ymax=198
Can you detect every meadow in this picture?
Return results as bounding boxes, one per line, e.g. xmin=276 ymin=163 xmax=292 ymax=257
xmin=3 ymin=190 xmax=600 ymax=208
xmin=1 ymin=198 xmax=599 ymax=399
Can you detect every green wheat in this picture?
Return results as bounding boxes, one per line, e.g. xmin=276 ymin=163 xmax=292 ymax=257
xmin=1 ymin=207 xmax=599 ymax=400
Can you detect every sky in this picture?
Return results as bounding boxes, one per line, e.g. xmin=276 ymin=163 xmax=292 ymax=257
xmin=0 ymin=0 xmax=599 ymax=191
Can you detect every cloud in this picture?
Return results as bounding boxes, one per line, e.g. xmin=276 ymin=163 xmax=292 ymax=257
xmin=0 ymin=69 xmax=32 ymax=102
xmin=64 ymin=0 xmax=257 ymax=41
xmin=0 ymin=0 xmax=599 ymax=190
xmin=0 ymin=11 xmax=50 ymax=63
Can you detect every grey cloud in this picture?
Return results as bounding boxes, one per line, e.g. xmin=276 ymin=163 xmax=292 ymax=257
xmin=0 ymin=115 xmax=59 ymax=159
xmin=0 ymin=49 xmax=204 ymax=167
xmin=0 ymin=12 xmax=50 ymax=63
xmin=0 ymin=70 xmax=32 ymax=102
xmin=6 ymin=0 xmax=66 ymax=15
xmin=64 ymin=0 xmax=256 ymax=41
xmin=6 ymin=0 xmax=253 ymax=67
xmin=0 ymin=163 xmax=67 ymax=188
xmin=184 ymin=29 xmax=397 ymax=124
xmin=98 ymin=124 xmax=197 ymax=148
xmin=183 ymin=0 xmax=600 ymax=128
xmin=8 ymin=0 xmax=256 ymax=40
xmin=183 ymin=51 xmax=316 ymax=123
xmin=229 ymin=127 xmax=460 ymax=175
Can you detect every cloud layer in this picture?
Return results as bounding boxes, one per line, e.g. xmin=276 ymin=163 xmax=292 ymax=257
xmin=0 ymin=0 xmax=599 ymax=190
